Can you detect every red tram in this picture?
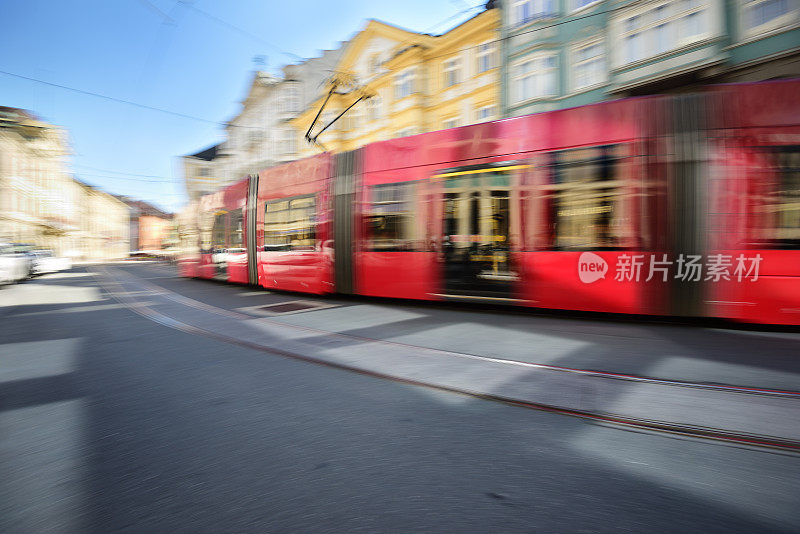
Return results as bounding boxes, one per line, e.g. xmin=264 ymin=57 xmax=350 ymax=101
xmin=179 ymin=79 xmax=800 ymax=325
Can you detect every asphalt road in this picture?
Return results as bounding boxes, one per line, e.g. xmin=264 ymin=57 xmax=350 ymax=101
xmin=2 ymin=265 xmax=800 ymax=533
xmin=115 ymin=263 xmax=800 ymax=392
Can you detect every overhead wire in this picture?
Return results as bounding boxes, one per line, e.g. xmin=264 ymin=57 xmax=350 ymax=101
xmin=0 ymin=69 xmax=264 ymax=130
xmin=2 ymin=3 xmax=629 ymax=198
xmin=0 ymin=5 xmax=626 ymax=133
xmin=308 ymin=1 xmax=487 ymax=138
xmin=307 ymin=2 xmax=624 ymax=140
xmin=0 ymin=69 xmax=226 ymax=126
xmin=388 ymin=3 xmax=633 ymax=69
xmin=178 ymin=1 xmax=306 ymax=62
xmin=72 ymin=164 xmax=179 ymax=183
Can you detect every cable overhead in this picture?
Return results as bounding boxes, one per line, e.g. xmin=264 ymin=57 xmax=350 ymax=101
xmin=179 ymin=1 xmax=305 ymax=62
xmin=0 ymin=70 xmax=216 ymax=124
xmin=77 ymin=172 xmax=178 ymax=184
xmin=72 ymin=163 xmax=179 ymax=182
xmin=2 ymin=4 xmax=627 ymax=147
xmin=303 ymin=3 xmax=623 ymax=146
xmin=136 ymin=0 xmax=176 ymax=24
xmin=416 ymin=3 xmax=634 ymax=64
xmin=0 ymin=69 xmax=263 ymax=130
xmin=424 ymin=0 xmax=485 ymax=33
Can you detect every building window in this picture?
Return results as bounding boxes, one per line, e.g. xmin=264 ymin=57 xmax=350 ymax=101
xmin=282 ymin=129 xmax=296 ymax=155
xmin=365 ymin=182 xmax=417 ymax=251
xmin=476 ymin=43 xmax=496 ymax=73
xmin=443 ymin=58 xmax=461 ymax=87
xmin=620 ymin=1 xmax=710 ymax=65
xmin=339 ymin=105 xmax=363 ymax=132
xmin=442 ymin=117 xmax=461 ymax=130
xmin=742 ymin=0 xmax=796 ymax=34
xmin=573 ymin=41 xmax=604 ymax=90
xmin=395 ymin=127 xmax=417 ymax=138
xmin=514 ymin=55 xmax=557 ymax=102
xmin=623 ymin=15 xmax=643 ymax=62
xmin=513 ymin=0 xmax=555 ymax=25
xmin=394 ymin=69 xmax=415 ymax=100
xmin=653 ymin=22 xmax=669 ymax=53
xmin=350 ymin=106 xmax=364 ymax=131
xmin=284 ymin=85 xmax=301 ymax=113
xmin=321 ymin=112 xmax=336 ymax=132
xmin=476 ymin=106 xmax=496 ymax=122
xmin=248 ymin=129 xmax=263 ymax=146
xmin=573 ymin=0 xmax=600 ymax=11
xmin=264 ymin=195 xmax=316 ymax=251
xmin=368 ymin=54 xmax=381 ymax=74
xmin=681 ymin=9 xmax=705 ymax=40
xmin=368 ymin=96 xmax=382 ymax=121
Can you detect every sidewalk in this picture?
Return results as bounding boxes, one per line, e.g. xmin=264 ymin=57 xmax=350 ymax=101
xmin=116 ymin=262 xmax=800 ymax=392
xmin=95 ymin=265 xmax=800 ymax=449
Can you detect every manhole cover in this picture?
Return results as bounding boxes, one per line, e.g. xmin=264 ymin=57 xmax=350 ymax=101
xmin=260 ymin=302 xmax=320 ymax=314
xmin=236 ymin=300 xmax=338 ymax=317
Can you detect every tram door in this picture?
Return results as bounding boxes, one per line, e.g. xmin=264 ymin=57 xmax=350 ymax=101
xmin=439 ymin=166 xmax=518 ymax=299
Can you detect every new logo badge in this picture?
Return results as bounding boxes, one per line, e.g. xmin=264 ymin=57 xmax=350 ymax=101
xmin=578 ymin=252 xmax=608 ymax=284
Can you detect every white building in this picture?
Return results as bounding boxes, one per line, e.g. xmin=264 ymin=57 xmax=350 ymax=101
xmin=182 ymin=48 xmax=344 ymax=201
xmin=0 ymin=107 xmax=78 ymax=254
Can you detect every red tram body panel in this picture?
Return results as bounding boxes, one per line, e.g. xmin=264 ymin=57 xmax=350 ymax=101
xmin=184 ymin=177 xmax=249 ymax=284
xmin=182 ymin=79 xmax=800 ymax=326
xmin=256 ymin=153 xmax=333 ymax=295
xmin=705 ymin=81 xmax=800 ymax=325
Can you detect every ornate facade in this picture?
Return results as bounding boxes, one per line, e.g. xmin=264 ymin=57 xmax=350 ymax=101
xmin=292 ymin=6 xmax=501 ymax=156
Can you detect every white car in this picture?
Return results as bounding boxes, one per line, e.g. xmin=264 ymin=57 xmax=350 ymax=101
xmin=30 ymin=249 xmax=72 ymax=275
xmin=0 ymin=243 xmax=31 ymax=285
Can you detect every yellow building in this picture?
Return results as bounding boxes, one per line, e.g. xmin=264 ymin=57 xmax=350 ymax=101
xmin=292 ymin=4 xmax=499 ymax=156
xmin=72 ymin=179 xmax=130 ymax=260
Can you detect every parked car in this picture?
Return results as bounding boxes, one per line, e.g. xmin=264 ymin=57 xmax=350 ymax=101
xmin=30 ymin=249 xmax=72 ymax=275
xmin=0 ymin=242 xmax=31 ymax=285
xmin=12 ymin=243 xmax=36 ymax=277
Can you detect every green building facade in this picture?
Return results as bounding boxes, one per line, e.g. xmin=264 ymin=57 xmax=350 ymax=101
xmin=500 ymin=0 xmax=799 ymax=117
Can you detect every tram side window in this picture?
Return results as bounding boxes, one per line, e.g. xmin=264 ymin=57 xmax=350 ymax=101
xmin=211 ymin=212 xmax=227 ymax=249
xmin=229 ymin=208 xmax=244 ymax=250
xmin=264 ymin=196 xmax=316 ymax=251
xmin=759 ymin=146 xmax=800 ymax=249
xmin=546 ymin=145 xmax=630 ymax=250
xmin=365 ymin=182 xmax=416 ymax=251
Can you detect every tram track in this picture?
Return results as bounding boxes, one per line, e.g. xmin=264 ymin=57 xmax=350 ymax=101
xmin=91 ymin=264 xmax=800 ymax=452
xmin=100 ymin=265 xmax=800 ymax=399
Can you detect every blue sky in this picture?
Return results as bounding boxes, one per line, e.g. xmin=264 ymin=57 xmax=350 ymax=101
xmin=1 ymin=0 xmax=485 ymax=212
